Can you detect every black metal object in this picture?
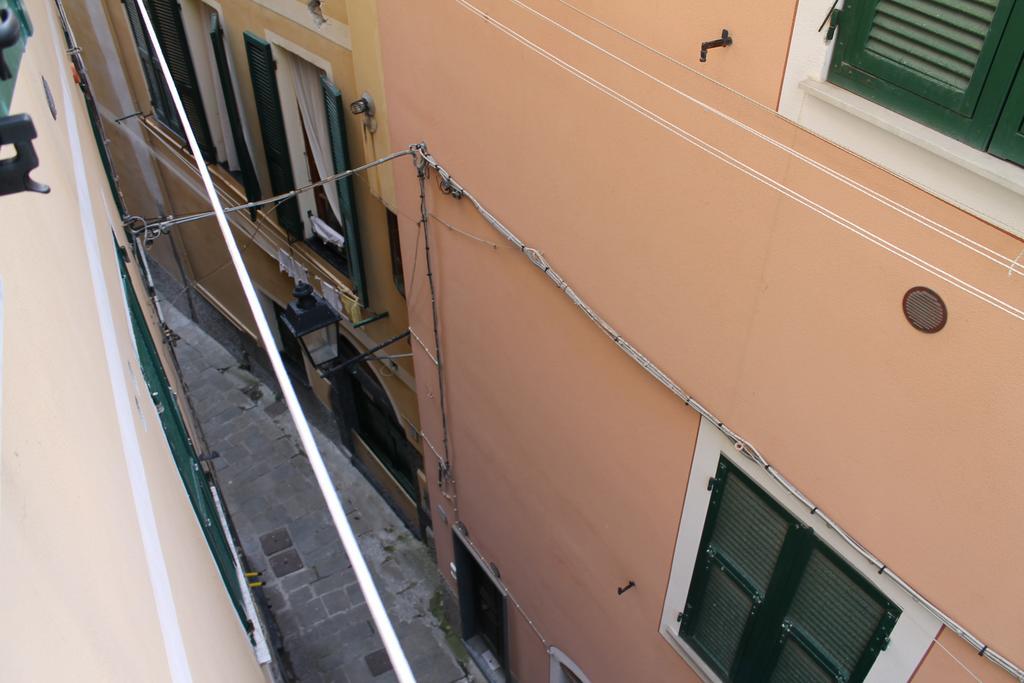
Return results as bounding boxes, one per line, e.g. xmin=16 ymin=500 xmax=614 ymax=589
xmin=114 ymin=110 xmax=144 ymax=123
xmin=0 ymin=113 xmax=48 ymax=196
xmin=699 ymin=29 xmax=733 ymax=63
xmin=279 ymin=282 xmax=343 ymax=371
xmin=617 ymin=580 xmax=636 ymax=595
xmin=322 ymin=329 xmax=411 ymax=376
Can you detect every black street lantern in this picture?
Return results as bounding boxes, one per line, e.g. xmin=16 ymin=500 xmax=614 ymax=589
xmin=280 ymin=282 xmax=342 ymax=372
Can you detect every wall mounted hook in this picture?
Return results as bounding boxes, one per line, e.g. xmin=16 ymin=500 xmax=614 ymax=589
xmin=700 ymin=29 xmax=733 ymax=63
xmin=617 ymin=580 xmax=636 ymax=595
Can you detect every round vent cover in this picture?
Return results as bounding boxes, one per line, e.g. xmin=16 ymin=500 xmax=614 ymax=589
xmin=903 ymin=287 xmax=947 ymax=333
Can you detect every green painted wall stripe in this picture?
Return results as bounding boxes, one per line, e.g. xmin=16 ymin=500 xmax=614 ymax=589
xmin=117 ymin=249 xmax=248 ymax=627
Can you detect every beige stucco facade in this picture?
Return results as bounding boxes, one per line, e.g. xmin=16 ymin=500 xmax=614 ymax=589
xmin=375 ymin=1 xmax=1024 ymax=681
xmin=0 ymin=1 xmax=265 ymax=679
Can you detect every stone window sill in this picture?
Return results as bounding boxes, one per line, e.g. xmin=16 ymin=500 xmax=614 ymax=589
xmin=798 ymin=78 xmax=1024 ymax=238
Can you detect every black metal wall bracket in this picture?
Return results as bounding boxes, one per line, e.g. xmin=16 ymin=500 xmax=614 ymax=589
xmin=700 ymin=29 xmax=733 ymax=63
xmin=617 ymin=580 xmax=636 ymax=595
xmin=0 ymin=113 xmax=49 ymax=196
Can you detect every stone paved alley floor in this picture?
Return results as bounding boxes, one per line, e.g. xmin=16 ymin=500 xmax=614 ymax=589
xmin=161 ymin=285 xmax=473 ymax=683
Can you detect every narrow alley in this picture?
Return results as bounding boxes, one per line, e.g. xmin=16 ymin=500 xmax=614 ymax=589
xmin=158 ymin=268 xmax=470 ymax=683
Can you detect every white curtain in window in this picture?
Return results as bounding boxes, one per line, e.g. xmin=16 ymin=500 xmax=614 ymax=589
xmin=283 ymin=51 xmax=343 ymax=227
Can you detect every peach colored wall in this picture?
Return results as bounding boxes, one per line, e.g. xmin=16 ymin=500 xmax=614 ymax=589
xmin=380 ymin=0 xmax=1024 ymax=681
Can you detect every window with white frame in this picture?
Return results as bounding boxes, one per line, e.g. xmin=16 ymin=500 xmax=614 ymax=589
xmin=548 ymin=647 xmax=590 ymax=683
xmin=827 ymin=0 xmax=1024 ymax=166
xmin=660 ymin=418 xmax=941 ymax=683
xmin=778 ymin=0 xmax=1024 ymax=238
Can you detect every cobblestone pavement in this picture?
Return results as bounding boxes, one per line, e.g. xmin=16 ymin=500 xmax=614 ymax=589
xmin=162 ymin=298 xmax=471 ymax=683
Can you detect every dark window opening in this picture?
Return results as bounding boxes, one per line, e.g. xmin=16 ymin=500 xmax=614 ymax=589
xmin=331 ymin=336 xmax=418 ymax=500
xmin=300 ymin=113 xmax=351 ymax=276
xmin=272 ymin=300 xmax=310 ymax=387
xmin=454 ymin=533 xmax=508 ymax=680
xmin=387 ymin=210 xmax=405 ymax=298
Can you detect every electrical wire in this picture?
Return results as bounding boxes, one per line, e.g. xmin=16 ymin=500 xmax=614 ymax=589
xmin=455 ymin=0 xmax=1024 ymax=326
xmin=414 ymin=142 xmax=1024 ymax=680
xmin=429 ymin=212 xmax=503 ymax=250
xmin=417 ymin=158 xmax=456 ymax=489
xmin=542 ymin=0 xmax=1024 ymax=276
xmin=157 ymin=217 xmax=264 ymax=309
xmin=133 ymin=148 xmax=417 ymax=234
xmin=131 ymin=2 xmax=415 ymax=680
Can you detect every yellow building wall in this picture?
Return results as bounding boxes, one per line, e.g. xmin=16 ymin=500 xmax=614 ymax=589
xmin=0 ymin=2 xmax=265 ymax=680
xmin=64 ymin=0 xmax=426 ymax=520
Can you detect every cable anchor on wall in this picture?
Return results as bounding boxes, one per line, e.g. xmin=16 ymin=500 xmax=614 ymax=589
xmin=699 ymin=29 xmax=732 ymax=63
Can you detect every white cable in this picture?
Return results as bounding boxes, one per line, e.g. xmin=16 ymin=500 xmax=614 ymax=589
xmin=536 ymin=0 xmax=1024 ymax=277
xmin=456 ymin=0 xmax=1024 ymax=324
xmin=132 ymin=3 xmax=415 ymax=680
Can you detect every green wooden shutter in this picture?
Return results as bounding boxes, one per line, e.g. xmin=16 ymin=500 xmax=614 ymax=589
xmin=244 ymin=32 xmax=302 ymax=238
xmin=828 ymin=0 xmax=1024 ymax=149
xmin=681 ymin=460 xmax=794 ymax=679
xmin=122 ymin=0 xmax=177 ymax=127
xmin=680 ymin=459 xmax=901 ymax=683
xmin=147 ymin=0 xmax=214 ymax=157
xmin=769 ymin=548 xmax=900 ymax=682
xmin=321 ymin=75 xmax=368 ymax=305
xmin=988 ymin=3 xmax=1024 ymax=165
xmin=209 ymin=13 xmax=261 ymax=204
xmin=117 ymin=249 xmax=248 ymax=627
xmin=0 ymin=0 xmax=32 ymax=117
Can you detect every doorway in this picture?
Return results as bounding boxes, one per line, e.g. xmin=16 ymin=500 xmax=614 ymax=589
xmin=272 ymin=300 xmax=309 ymax=387
xmin=453 ymin=532 xmax=508 ymax=682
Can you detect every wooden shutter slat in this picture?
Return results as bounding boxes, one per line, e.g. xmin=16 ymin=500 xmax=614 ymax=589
xmin=209 ymin=13 xmax=261 ymax=205
xmin=872 ymin=8 xmax=986 ymax=55
xmin=769 ymin=640 xmax=834 ymax=683
xmin=243 ymin=32 xmax=302 ymax=238
xmin=866 ymin=0 xmax=995 ymax=90
xmin=886 ymin=0 xmax=997 ymax=26
xmin=690 ymin=568 xmax=755 ymax=676
xmin=321 ymin=74 xmax=368 ymax=305
xmin=148 ymin=0 xmax=214 ymax=156
xmin=785 ymin=550 xmax=888 ymax=679
xmin=867 ymin=31 xmax=976 ymax=88
xmin=709 ymin=472 xmax=790 ymax=592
